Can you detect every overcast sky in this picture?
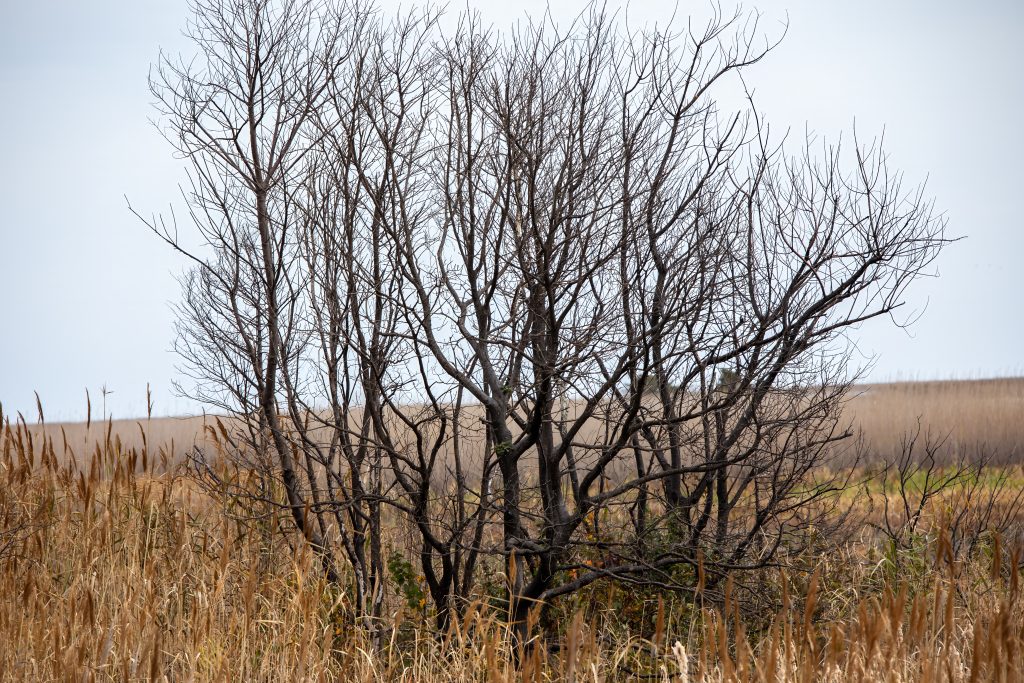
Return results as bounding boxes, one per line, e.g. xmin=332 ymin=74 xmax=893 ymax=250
xmin=1 ymin=0 xmax=1021 ymax=421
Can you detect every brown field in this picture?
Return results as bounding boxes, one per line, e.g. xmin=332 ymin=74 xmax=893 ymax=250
xmin=843 ymin=377 xmax=1024 ymax=463
xmin=1 ymin=379 xmax=1023 ymax=681
xmin=14 ymin=377 xmax=1024 ymax=467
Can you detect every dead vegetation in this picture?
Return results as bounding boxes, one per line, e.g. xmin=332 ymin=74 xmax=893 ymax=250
xmin=23 ymin=377 xmax=1024 ymax=469
xmin=2 ymin=0 xmax=1014 ymax=676
xmin=2 ymin=402 xmax=1022 ymax=682
xmin=844 ymin=378 xmax=1024 ymax=464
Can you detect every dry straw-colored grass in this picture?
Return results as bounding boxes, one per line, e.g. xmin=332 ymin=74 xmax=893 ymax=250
xmin=844 ymin=378 xmax=1024 ymax=463
xmin=21 ymin=377 xmax=1024 ymax=468
xmin=2 ymin=393 xmax=1023 ymax=682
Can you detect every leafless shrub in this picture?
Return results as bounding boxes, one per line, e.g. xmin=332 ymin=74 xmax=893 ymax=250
xmin=137 ymin=0 xmax=949 ymax=644
xmin=864 ymin=424 xmax=1024 ymax=580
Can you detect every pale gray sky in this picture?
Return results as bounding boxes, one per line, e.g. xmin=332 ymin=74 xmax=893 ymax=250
xmin=1 ymin=0 xmax=1021 ymax=420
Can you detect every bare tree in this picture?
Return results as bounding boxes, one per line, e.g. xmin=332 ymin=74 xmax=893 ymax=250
xmin=867 ymin=426 xmax=1024 ymax=573
xmin=138 ymin=0 xmax=357 ymax=590
xmin=295 ymin=7 xmax=497 ymax=630
xmin=376 ymin=6 xmax=944 ymax=635
xmin=142 ymin=0 xmax=948 ymax=645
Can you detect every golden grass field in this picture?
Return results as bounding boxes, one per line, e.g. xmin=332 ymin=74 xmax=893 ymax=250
xmin=20 ymin=377 xmax=1024 ymax=466
xmin=1 ymin=378 xmax=1022 ymax=681
xmin=844 ymin=378 xmax=1024 ymax=464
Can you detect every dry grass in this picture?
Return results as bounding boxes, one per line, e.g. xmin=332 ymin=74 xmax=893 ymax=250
xmin=18 ymin=378 xmax=1024 ymax=469
xmin=22 ymin=413 xmax=211 ymax=467
xmin=844 ymin=378 xmax=1024 ymax=464
xmin=2 ymin=395 xmax=1023 ymax=681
